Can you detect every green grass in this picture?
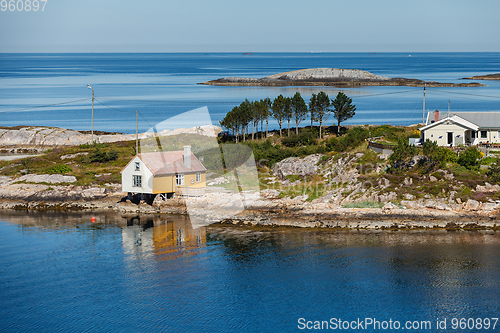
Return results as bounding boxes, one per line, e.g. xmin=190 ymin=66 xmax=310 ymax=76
xmin=343 ymin=201 xmax=384 ymax=208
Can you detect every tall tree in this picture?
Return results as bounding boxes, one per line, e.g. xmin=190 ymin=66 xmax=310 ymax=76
xmin=291 ymin=92 xmax=308 ymax=135
xmin=251 ymin=101 xmax=260 ymax=141
xmin=264 ymin=97 xmax=271 ymax=138
xmin=309 ymin=94 xmax=317 ymax=129
xmin=271 ymin=94 xmax=286 ymax=137
xmin=220 ymin=106 xmax=241 ymax=143
xmin=284 ymin=97 xmax=293 ymax=137
xmin=331 ymin=92 xmax=356 ymax=135
xmin=255 ymin=99 xmax=270 ymax=140
xmin=310 ymin=91 xmax=331 ymax=139
xmin=239 ymin=99 xmax=253 ymax=142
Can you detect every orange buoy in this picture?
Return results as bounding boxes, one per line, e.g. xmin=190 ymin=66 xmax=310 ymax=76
xmin=91 ymin=217 xmax=96 ymax=223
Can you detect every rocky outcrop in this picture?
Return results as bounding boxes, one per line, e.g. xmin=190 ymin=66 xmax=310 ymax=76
xmin=0 ymin=125 xmax=222 ymax=147
xmin=272 ymin=154 xmax=323 ymax=180
xmin=462 ymin=73 xmax=500 ymax=80
xmin=200 ymin=68 xmax=485 ymax=87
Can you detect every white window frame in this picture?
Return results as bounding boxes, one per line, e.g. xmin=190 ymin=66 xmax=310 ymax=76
xmin=133 ymin=175 xmax=142 ymax=187
xmin=176 ymin=174 xmax=184 ymax=186
xmin=135 ymin=162 xmax=140 ymax=171
xmin=196 ymin=172 xmax=201 ymax=182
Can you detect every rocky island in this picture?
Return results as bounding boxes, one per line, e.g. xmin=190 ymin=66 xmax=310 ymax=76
xmin=462 ymin=73 xmax=500 ymax=80
xmin=200 ymin=68 xmax=485 ymax=88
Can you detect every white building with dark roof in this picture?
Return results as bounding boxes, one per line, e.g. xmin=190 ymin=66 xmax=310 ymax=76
xmin=420 ymin=110 xmax=500 ymax=146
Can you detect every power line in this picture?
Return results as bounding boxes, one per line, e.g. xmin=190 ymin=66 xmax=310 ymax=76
xmin=353 ymin=88 xmax=421 ymax=98
xmin=426 ymin=88 xmax=500 ymax=100
xmin=94 ymin=98 xmax=155 ymax=129
xmin=0 ymin=98 xmax=90 ymax=113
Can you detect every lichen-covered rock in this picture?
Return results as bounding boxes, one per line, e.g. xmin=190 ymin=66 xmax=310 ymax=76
xmin=272 ymin=154 xmax=323 ymax=180
xmin=17 ymin=174 xmax=77 ymax=184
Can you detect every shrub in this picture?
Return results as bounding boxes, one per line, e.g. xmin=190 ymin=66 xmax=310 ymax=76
xmin=281 ymin=130 xmax=317 ymax=147
xmin=325 ymin=127 xmax=369 ymax=152
xmin=458 ymin=146 xmax=482 ymax=170
xmin=45 ymin=164 xmax=72 ymax=174
xmin=88 ymin=148 xmax=119 ymax=163
xmin=389 ymin=139 xmax=418 ymax=168
xmin=486 ymin=158 xmax=500 ymax=184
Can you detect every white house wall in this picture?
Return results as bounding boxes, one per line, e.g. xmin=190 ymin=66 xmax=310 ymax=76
xmin=122 ymin=156 xmax=154 ymax=194
xmin=478 ymin=129 xmax=500 ymax=144
xmin=423 ymin=122 xmax=469 ymax=146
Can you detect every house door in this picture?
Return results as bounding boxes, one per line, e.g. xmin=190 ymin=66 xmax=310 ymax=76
xmin=447 ymin=132 xmax=453 ymax=145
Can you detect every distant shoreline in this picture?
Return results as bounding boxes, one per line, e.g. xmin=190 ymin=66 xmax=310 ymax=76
xmin=462 ymin=73 xmax=500 ymax=80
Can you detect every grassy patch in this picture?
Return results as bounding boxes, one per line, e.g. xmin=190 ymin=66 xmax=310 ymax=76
xmin=343 ymin=201 xmax=383 ymax=208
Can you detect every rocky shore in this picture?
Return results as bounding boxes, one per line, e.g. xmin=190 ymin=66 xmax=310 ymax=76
xmin=0 ymin=125 xmax=221 ymax=147
xmin=200 ymin=68 xmax=485 ymax=88
xmin=1 ymin=149 xmax=499 ymax=230
xmin=462 ymin=73 xmax=500 ymax=80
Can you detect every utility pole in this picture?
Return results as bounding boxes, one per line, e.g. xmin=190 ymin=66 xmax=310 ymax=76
xmin=422 ymin=85 xmax=426 ymax=124
xmin=136 ymin=110 xmax=139 ymax=155
xmin=87 ymin=85 xmax=94 ymax=143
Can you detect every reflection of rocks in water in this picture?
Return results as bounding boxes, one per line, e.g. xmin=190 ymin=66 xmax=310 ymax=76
xmin=122 ymin=214 xmax=206 ymax=259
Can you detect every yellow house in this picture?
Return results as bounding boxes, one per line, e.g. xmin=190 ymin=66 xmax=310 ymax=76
xmin=121 ymin=146 xmax=207 ymax=198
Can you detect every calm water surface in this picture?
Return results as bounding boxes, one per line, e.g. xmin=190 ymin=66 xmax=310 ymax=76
xmin=0 ymin=211 xmax=499 ymax=332
xmin=1 ymin=53 xmax=500 ymax=133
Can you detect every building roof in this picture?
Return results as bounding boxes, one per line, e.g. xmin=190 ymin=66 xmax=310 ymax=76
xmin=122 ymin=151 xmax=207 ymax=175
xmin=427 ymin=111 xmax=500 ymax=129
xmin=420 ymin=115 xmax=479 ymax=132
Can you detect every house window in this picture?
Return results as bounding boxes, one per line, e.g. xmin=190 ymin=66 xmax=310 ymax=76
xmin=133 ymin=175 xmax=142 ymax=187
xmin=196 ymin=173 xmax=201 ymax=182
xmin=135 ymin=162 xmax=140 ymax=171
xmin=176 ymin=174 xmax=184 ymax=186
xmin=481 ymin=130 xmax=488 ymax=139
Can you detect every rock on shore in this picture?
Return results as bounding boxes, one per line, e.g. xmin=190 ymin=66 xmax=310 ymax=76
xmin=0 ymin=125 xmax=222 ymax=147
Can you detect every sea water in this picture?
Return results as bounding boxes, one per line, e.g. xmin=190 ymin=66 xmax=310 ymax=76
xmin=0 ymin=212 xmax=499 ymax=332
xmin=1 ymin=52 xmax=500 ymax=133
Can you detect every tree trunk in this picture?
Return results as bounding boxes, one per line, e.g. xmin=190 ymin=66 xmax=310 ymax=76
xmin=266 ymin=119 xmax=269 ymax=138
xmin=287 ymin=120 xmax=290 ymax=137
xmin=319 ymin=119 xmax=322 ymax=139
xmin=252 ymin=122 xmax=255 ymax=141
xmin=295 ymin=122 xmax=299 ymax=135
xmin=243 ymin=127 xmax=246 ymax=142
xmin=279 ymin=123 xmax=282 ymax=137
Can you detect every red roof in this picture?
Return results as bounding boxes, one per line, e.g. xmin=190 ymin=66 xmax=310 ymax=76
xmin=137 ymin=151 xmax=206 ymax=175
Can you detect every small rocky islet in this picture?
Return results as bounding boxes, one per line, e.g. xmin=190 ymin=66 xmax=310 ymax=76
xmin=200 ymin=68 xmax=485 ymax=87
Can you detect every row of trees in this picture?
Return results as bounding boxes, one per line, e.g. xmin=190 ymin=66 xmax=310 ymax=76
xmin=219 ymin=92 xmax=356 ymax=141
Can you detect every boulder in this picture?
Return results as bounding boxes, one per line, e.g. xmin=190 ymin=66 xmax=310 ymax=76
xmin=272 ymin=154 xmax=323 ymax=180
xmin=18 ymin=174 xmax=77 ymax=184
xmin=464 ymin=199 xmax=481 ymax=211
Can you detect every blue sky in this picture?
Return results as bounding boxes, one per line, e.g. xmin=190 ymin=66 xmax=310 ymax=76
xmin=1 ymin=0 xmax=499 ymax=52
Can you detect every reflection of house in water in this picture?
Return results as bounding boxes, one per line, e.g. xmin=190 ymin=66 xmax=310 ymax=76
xmin=121 ymin=215 xmax=206 ymax=259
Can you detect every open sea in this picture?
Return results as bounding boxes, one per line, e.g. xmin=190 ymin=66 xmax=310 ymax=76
xmin=1 ymin=52 xmax=500 ymax=133
xmin=1 ymin=54 xmax=500 ymax=332
xmin=1 ymin=212 xmax=500 ymax=332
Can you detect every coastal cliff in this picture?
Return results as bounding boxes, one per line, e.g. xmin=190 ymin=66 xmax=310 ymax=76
xmin=200 ymin=68 xmax=485 ymax=88
xmin=0 ymin=125 xmax=222 ymax=148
